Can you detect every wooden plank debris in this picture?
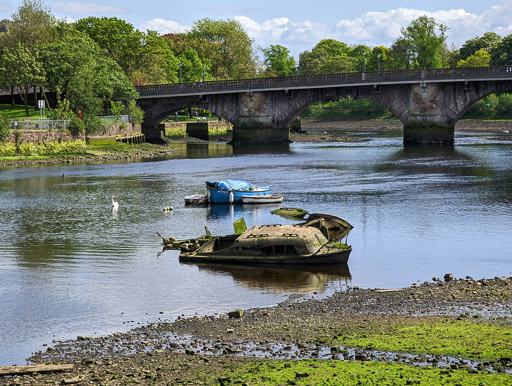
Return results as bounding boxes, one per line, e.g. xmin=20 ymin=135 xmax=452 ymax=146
xmin=0 ymin=363 xmax=74 ymax=376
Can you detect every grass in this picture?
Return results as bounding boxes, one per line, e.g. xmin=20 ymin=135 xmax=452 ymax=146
xmin=0 ymin=103 xmax=41 ymax=120
xmin=324 ymin=317 xmax=512 ymax=361
xmin=226 ymin=359 xmax=511 ymax=385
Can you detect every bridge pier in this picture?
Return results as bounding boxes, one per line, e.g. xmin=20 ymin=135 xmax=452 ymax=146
xmin=403 ymin=122 xmax=454 ymax=145
xmin=231 ymin=122 xmax=290 ymax=144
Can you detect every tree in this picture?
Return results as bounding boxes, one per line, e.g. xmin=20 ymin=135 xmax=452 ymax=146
xmin=348 ymin=45 xmax=371 ymax=71
xmin=459 ymin=32 xmax=502 ymax=60
xmin=187 ymin=18 xmax=256 ymax=79
xmin=399 ymin=16 xmax=447 ymax=69
xmin=37 ymin=23 xmax=100 ymax=101
xmin=0 ymin=43 xmax=45 ymax=116
xmin=179 ymin=47 xmax=209 ymax=82
xmin=262 ymin=45 xmax=296 ymax=76
xmin=490 ymin=34 xmax=512 ymax=66
xmin=457 ymin=49 xmax=491 ymax=68
xmin=298 ymin=39 xmax=357 ymax=75
xmin=368 ymin=46 xmax=393 ymax=71
xmin=0 ymin=0 xmax=56 ymax=51
xmin=389 ymin=38 xmax=415 ymax=70
xmin=134 ymin=30 xmax=179 ymax=85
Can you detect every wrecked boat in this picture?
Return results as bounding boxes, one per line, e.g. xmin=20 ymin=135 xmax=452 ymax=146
xmin=206 ymin=179 xmax=270 ymax=204
xmin=160 ymin=213 xmax=353 ymax=265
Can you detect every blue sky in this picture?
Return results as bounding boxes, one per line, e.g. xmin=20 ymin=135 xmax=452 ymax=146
xmin=1 ymin=0 xmax=511 ymax=58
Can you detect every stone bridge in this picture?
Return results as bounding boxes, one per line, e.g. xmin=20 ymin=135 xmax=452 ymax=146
xmin=135 ymin=66 xmax=512 ymax=145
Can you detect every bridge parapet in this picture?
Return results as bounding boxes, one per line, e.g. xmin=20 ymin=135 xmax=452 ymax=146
xmin=136 ymin=66 xmax=512 ymax=98
xmin=136 ymin=66 xmax=512 ymax=145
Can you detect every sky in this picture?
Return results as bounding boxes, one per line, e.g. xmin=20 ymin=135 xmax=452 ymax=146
xmin=1 ymin=0 xmax=512 ymax=58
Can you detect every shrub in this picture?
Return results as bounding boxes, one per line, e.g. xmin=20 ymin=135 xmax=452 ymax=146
xmin=0 ymin=114 xmax=10 ymax=142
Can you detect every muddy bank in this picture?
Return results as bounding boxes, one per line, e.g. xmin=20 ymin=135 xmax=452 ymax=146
xmin=0 ymin=144 xmax=178 ymax=168
xmin=3 ymin=276 xmax=509 ymax=384
xmin=302 ymin=119 xmax=512 ymax=133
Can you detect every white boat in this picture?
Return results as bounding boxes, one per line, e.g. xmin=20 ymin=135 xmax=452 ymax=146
xmin=241 ymin=194 xmax=284 ymax=204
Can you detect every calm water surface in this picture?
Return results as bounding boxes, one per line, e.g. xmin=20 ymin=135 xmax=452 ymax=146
xmin=1 ymin=130 xmax=511 ymax=365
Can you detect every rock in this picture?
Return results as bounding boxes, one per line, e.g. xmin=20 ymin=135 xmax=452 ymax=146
xmin=228 ymin=309 xmax=243 ymax=319
xmin=444 ymin=273 xmax=453 ymax=282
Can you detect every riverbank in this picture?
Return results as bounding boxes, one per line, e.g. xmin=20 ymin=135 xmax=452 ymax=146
xmin=3 ymin=275 xmax=511 ymax=384
xmin=1 ymin=119 xmax=511 ymax=168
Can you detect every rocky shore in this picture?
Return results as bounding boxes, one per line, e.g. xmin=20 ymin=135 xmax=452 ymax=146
xmin=2 ymin=276 xmax=511 ymax=384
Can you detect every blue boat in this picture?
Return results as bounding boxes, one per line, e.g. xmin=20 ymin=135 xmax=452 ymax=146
xmin=206 ymin=180 xmax=271 ymax=204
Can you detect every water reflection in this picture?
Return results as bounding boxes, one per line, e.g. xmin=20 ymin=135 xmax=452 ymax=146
xmin=167 ymin=143 xmax=291 ymax=159
xmin=232 ymin=143 xmax=291 ymax=155
xmin=182 ymin=263 xmax=351 ymax=294
xmin=376 ymin=145 xmax=494 ymax=179
xmin=207 ymin=203 xmax=283 ymax=221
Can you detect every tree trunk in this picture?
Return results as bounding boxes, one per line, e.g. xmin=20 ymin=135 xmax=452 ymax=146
xmin=10 ymin=86 xmax=14 ymax=105
xmin=34 ymin=85 xmax=38 ymax=110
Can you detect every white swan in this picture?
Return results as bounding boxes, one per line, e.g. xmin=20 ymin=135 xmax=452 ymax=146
xmin=111 ymin=195 xmax=119 ymax=210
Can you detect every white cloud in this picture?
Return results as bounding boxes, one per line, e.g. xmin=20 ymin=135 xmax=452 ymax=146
xmin=52 ymin=2 xmax=129 ymax=16
xmin=138 ymin=18 xmax=189 ymax=34
xmin=140 ymin=1 xmax=512 ymax=58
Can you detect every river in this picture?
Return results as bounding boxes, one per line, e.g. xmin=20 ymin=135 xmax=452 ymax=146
xmin=1 ymin=129 xmax=511 ymax=366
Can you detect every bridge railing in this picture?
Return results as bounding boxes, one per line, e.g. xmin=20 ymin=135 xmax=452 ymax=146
xmin=136 ymin=66 xmax=512 ymax=97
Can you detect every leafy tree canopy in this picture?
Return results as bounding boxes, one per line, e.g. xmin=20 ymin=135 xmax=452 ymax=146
xmin=298 ymin=39 xmax=356 ymax=75
xmin=0 ymin=0 xmax=56 ymax=51
xmin=262 ymin=44 xmax=296 ymax=77
xmin=457 ymin=48 xmax=491 ymax=68
xmin=490 ymin=34 xmax=512 ymax=66
xmin=187 ymin=18 xmax=257 ymax=79
xmin=459 ymin=32 xmax=502 ymax=60
xmin=399 ymin=15 xmax=448 ymax=69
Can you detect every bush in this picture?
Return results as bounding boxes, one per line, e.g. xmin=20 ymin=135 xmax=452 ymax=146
xmin=68 ymin=115 xmax=84 ymax=136
xmin=124 ymin=99 xmax=144 ymax=125
xmin=0 ymin=114 xmax=10 ymax=142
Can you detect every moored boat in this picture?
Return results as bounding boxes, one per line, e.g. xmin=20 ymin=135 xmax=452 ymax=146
xmin=160 ymin=213 xmax=353 ymax=265
xmin=184 ymin=194 xmax=208 ymax=206
xmin=241 ymin=194 xmax=284 ymax=204
xmin=206 ymin=180 xmax=270 ymax=204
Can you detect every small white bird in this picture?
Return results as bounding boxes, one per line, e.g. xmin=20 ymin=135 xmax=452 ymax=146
xmin=111 ymin=195 xmax=119 ymax=210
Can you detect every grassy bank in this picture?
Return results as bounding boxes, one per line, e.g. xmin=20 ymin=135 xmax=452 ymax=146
xmin=0 ymin=104 xmax=41 ymax=120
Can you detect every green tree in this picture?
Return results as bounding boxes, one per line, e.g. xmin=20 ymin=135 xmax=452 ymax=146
xmin=179 ymin=47 xmax=209 ymax=82
xmin=389 ymin=38 xmax=415 ymax=70
xmin=124 ymin=100 xmax=144 ymax=125
xmin=367 ymin=46 xmax=393 ymax=71
xmin=74 ymin=17 xmax=142 ymax=78
xmin=262 ymin=44 xmax=296 ymax=76
xmin=490 ymin=34 xmax=512 ymax=66
xmin=187 ymin=18 xmax=256 ymax=79
xmin=0 ymin=43 xmax=45 ymax=116
xmin=0 ymin=0 xmax=56 ymax=51
xmin=457 ymin=49 xmax=491 ymax=68
xmin=399 ymin=15 xmax=447 ymax=69
xmin=298 ymin=39 xmax=357 ymax=75
xmin=459 ymin=32 xmax=502 ymax=60
xmin=135 ymin=30 xmax=179 ymax=85
xmin=37 ymin=23 xmax=99 ymax=101
xmin=348 ymin=45 xmax=371 ymax=72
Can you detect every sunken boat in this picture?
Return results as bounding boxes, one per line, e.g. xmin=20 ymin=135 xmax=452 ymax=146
xmin=161 ymin=213 xmax=353 ymax=265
